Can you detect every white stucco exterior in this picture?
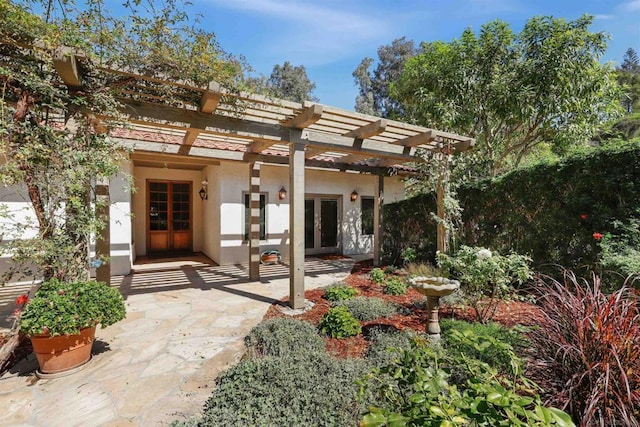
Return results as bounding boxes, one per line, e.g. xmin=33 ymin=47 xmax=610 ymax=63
xmin=1 ymin=158 xmax=405 ymax=280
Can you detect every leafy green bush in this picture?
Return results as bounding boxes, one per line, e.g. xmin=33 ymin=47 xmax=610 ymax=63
xmin=598 ymin=216 xmax=640 ymax=288
xmin=323 ymin=283 xmax=359 ymax=301
xmin=401 ymin=247 xmax=418 ymax=264
xmin=318 ymin=306 xmax=362 ymax=338
xmin=365 ymin=327 xmax=417 ymax=367
xmin=383 ymin=142 xmax=640 ymax=285
xmin=360 ymin=337 xmax=574 ymax=427
xmin=383 ymin=277 xmax=408 ymax=295
xmin=334 ymin=297 xmax=397 ymax=322
xmin=20 ymin=279 xmax=126 ymax=336
xmin=437 ymin=246 xmax=532 ymax=322
xmin=530 ymin=272 xmax=640 ymax=426
xmin=201 ymin=353 xmax=369 ymax=427
xmin=244 ymin=318 xmax=325 ymax=358
xmin=369 ymin=267 xmax=386 ymax=284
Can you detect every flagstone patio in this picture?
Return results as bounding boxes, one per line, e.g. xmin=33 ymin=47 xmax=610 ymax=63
xmin=0 ymin=255 xmax=360 ymax=426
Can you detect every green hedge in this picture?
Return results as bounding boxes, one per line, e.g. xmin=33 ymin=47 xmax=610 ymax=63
xmin=383 ymin=142 xmax=640 ymax=284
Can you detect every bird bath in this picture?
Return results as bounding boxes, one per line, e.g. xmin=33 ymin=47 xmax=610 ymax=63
xmin=408 ymin=276 xmax=460 ymax=341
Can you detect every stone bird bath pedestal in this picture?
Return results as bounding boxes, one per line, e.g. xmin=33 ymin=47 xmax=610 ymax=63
xmin=408 ymin=276 xmax=460 ymax=341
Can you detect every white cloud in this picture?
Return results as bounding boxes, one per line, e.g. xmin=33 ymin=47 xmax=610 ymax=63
xmin=594 ymin=14 xmax=614 ymax=21
xmin=204 ymin=0 xmax=392 ymax=66
xmin=620 ymin=0 xmax=640 ymax=12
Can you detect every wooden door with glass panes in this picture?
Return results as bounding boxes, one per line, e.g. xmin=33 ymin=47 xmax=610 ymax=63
xmin=147 ymin=181 xmax=192 ymax=253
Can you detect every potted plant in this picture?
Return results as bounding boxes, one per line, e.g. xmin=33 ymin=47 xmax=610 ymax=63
xmin=18 ymin=279 xmax=126 ymax=376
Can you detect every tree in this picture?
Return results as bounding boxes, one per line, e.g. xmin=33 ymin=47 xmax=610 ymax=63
xmin=394 ymin=15 xmax=621 ymax=177
xmin=267 ymin=61 xmax=318 ymax=103
xmin=617 ymin=48 xmax=640 ymax=114
xmin=352 ymin=37 xmax=416 ymax=118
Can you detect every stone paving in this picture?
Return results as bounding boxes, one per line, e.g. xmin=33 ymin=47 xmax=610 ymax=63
xmin=0 ymin=255 xmax=358 ymax=426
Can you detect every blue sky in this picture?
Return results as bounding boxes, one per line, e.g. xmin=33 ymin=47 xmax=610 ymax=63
xmin=188 ymin=0 xmax=640 ymax=110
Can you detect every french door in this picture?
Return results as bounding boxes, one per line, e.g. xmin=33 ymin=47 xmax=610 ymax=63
xmin=304 ymin=196 xmax=340 ymax=254
xmin=147 ymin=180 xmax=192 ymax=253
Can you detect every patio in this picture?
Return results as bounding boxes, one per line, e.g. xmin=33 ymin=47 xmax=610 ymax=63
xmin=0 ymin=255 xmax=358 ymax=426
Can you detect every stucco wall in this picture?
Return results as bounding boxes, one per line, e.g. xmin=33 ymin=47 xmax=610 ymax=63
xmin=210 ymin=162 xmax=405 ymax=265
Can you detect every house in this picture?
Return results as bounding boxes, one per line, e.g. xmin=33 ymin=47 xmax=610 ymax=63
xmin=0 ymin=51 xmax=474 ymax=308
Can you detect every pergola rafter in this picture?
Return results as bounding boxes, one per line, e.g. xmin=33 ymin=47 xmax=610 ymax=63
xmin=41 ymin=45 xmax=476 ymax=310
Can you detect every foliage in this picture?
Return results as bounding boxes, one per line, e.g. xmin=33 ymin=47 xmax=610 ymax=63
xmin=394 ymin=15 xmax=621 ymax=177
xmin=403 ymin=262 xmax=441 ymax=279
xmin=323 ymin=283 xmax=359 ymax=302
xmin=201 ymin=353 xmax=369 ymax=427
xmin=385 ymin=143 xmax=640 ymax=287
xmin=440 ymin=319 xmax=529 ymax=377
xmin=400 ymin=247 xmax=417 ymax=265
xmin=365 ymin=327 xmax=416 ymax=368
xmin=437 ymin=246 xmax=532 ymax=322
xmin=19 ymin=279 xmax=126 ymax=336
xmin=598 ymin=215 xmax=640 ymax=285
xmin=0 ymin=0 xmax=247 ymax=284
xmin=352 ymin=37 xmax=416 ymax=117
xmin=530 ymin=272 xmax=640 ymax=426
xmin=383 ymin=277 xmax=408 ymax=296
xmin=318 ymin=306 xmax=362 ymax=339
xmin=265 ymin=61 xmax=318 ymax=103
xmin=370 ymin=267 xmax=386 ymax=284
xmin=617 ymin=48 xmax=640 ymax=114
xmin=334 ymin=297 xmax=397 ymax=322
xmin=360 ymin=337 xmax=574 ymax=427
xmin=244 ymin=318 xmax=324 ymax=358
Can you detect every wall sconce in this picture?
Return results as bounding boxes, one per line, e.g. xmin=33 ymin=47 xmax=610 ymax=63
xmin=199 ymin=180 xmax=208 ymax=200
xmin=278 ymin=186 xmax=287 ymax=200
xmin=350 ymin=190 xmax=358 ymax=202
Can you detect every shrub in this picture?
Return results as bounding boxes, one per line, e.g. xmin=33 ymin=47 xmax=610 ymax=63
xmin=244 ymin=318 xmax=325 ymax=358
xmin=335 ymin=297 xmax=397 ymax=322
xmin=383 ymin=277 xmax=408 ymax=295
xmin=19 ymin=279 xmax=126 ymax=337
xmin=530 ymin=272 xmax=640 ymax=426
xmin=369 ymin=267 xmax=386 ymax=284
xmin=437 ymin=246 xmax=532 ymax=322
xmin=403 ymin=262 xmax=441 ymax=278
xmin=318 ymin=306 xmax=362 ymax=338
xmin=365 ymin=327 xmax=417 ymax=367
xmin=401 ymin=246 xmax=418 ymax=264
xmin=201 ymin=353 xmax=369 ymax=426
xmin=323 ymin=283 xmax=358 ymax=301
xmin=361 ymin=337 xmax=574 ymax=427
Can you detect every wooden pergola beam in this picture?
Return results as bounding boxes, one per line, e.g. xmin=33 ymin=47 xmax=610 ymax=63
xmin=281 ymin=104 xmax=323 ymax=129
xmin=249 ymin=140 xmax=279 ymax=153
xmin=304 ymin=147 xmax=328 ymax=159
xmin=199 ymin=82 xmax=222 ymax=113
xmin=52 ymin=47 xmax=81 ymax=89
xmin=392 ymin=130 xmax=435 ymax=147
xmin=343 ymin=119 xmax=387 ymax=139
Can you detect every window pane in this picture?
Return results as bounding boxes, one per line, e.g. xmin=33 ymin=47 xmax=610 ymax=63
xmin=361 ymin=197 xmax=374 ymax=235
xmin=244 ymin=193 xmax=267 ymax=240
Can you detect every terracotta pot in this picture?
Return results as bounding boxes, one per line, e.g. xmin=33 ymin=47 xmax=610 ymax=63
xmin=30 ymin=326 xmax=96 ymax=374
xmin=260 ymin=250 xmax=281 ymax=265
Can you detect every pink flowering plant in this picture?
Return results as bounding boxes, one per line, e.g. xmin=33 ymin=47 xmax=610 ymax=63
xmin=19 ymin=279 xmax=126 ymax=337
xmin=436 ymin=246 xmax=532 ymax=322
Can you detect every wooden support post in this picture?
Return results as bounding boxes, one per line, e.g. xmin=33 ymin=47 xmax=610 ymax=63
xmin=374 ymin=175 xmax=384 ymax=267
xmin=289 ymin=135 xmax=306 ymax=309
xmin=96 ymin=180 xmax=111 ymax=283
xmin=436 ymin=154 xmax=449 ymax=255
xmin=249 ymin=162 xmax=261 ymax=281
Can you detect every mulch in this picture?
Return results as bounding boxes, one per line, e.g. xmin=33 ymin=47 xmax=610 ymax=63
xmin=263 ymin=261 xmax=546 ymax=359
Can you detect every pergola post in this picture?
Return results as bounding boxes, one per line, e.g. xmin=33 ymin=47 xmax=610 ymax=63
xmin=289 ymin=136 xmax=306 ymax=309
xmin=373 ymin=175 xmax=384 ymax=267
xmin=249 ymin=162 xmax=261 ymax=281
xmin=95 ymin=179 xmax=111 ymax=283
xmin=436 ymin=153 xmax=450 ymax=254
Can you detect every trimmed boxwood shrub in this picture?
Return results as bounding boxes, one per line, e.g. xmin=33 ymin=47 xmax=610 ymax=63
xmin=244 ymin=318 xmax=325 ymax=358
xmin=200 ymin=353 xmax=369 ymax=427
xmin=334 ymin=297 xmax=397 ymax=322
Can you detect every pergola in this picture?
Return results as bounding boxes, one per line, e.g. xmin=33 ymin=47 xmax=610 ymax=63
xmin=51 ymin=48 xmax=475 ymax=309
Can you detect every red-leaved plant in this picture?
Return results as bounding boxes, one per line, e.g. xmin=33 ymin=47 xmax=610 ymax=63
xmin=530 ymin=271 xmax=639 ymax=426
